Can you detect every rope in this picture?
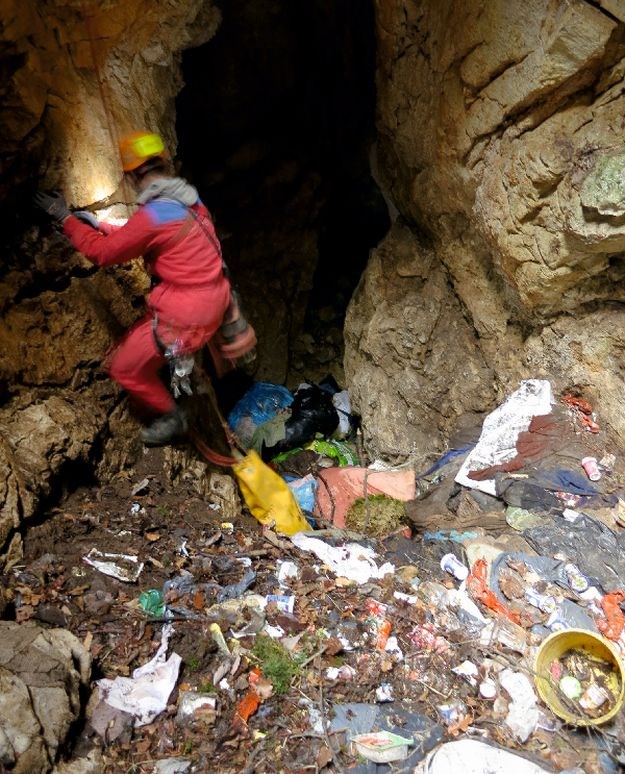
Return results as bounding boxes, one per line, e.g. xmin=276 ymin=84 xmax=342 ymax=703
xmin=191 ymin=432 xmax=239 ymax=468
xmin=188 ymin=365 xmax=249 ymax=467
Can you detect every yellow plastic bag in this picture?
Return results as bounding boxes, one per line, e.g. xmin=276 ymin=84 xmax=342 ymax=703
xmin=233 ymin=450 xmax=310 ymax=535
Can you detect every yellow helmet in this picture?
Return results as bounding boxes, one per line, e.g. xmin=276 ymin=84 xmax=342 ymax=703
xmin=119 ymin=131 xmax=166 ymax=172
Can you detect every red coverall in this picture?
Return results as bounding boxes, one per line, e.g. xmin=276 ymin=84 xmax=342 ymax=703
xmin=63 ymin=196 xmax=231 ymax=415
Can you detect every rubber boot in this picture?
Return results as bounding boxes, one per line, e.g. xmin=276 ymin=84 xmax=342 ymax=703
xmin=140 ymin=406 xmax=188 ymax=446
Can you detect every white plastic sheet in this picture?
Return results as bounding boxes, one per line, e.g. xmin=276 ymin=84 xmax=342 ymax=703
xmin=83 ymin=548 xmax=144 ymax=582
xmin=291 ymin=533 xmax=394 ymax=584
xmin=97 ymin=624 xmax=181 ymax=726
xmin=500 ymin=668 xmax=540 ymax=742
xmin=418 ymin=738 xmax=551 ymax=773
xmin=455 ymin=379 xmax=553 ymax=496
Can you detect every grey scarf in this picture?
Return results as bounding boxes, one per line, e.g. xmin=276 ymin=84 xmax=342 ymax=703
xmin=136 ymin=176 xmax=199 ymax=207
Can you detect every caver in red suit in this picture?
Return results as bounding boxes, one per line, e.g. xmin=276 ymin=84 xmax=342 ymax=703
xmin=35 ymin=131 xmax=232 ymax=445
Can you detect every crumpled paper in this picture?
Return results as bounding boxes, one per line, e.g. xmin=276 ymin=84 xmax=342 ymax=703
xmin=291 ymin=533 xmax=394 ymax=584
xmin=97 ymin=624 xmax=181 ymax=726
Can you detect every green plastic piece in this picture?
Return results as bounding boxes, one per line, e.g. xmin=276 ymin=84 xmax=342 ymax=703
xmin=306 ymin=439 xmax=358 ymax=466
xmin=139 ymin=589 xmax=165 ymax=618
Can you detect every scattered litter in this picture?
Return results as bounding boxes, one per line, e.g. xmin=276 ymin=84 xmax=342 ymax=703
xmin=152 ymin=757 xmax=192 ymax=774
xmin=581 ymin=456 xmax=601 ymax=481
xmin=455 ymin=379 xmax=553 ymax=496
xmin=375 ymin=682 xmax=394 ymax=702
xmin=216 ymin=570 xmax=256 ymax=603
xmin=291 ymin=533 xmax=394 ymax=584
xmin=500 ymin=669 xmax=539 ymax=742
xmin=285 ymin=474 xmax=317 ymax=513
xmin=277 ymin=560 xmax=299 ymax=586
xmin=325 ymin=665 xmax=356 ymax=681
xmin=535 ymin=629 xmax=625 ymax=725
xmin=452 ymin=660 xmax=479 ymax=687
xmin=176 ymin=691 xmax=217 ymax=726
xmin=83 ymin=548 xmax=144 ymax=582
xmin=131 ymin=478 xmax=150 ymax=496
xmin=265 ymin=594 xmax=295 ymax=614
xmin=440 ymin=553 xmax=469 ymax=581
xmin=233 ymin=450 xmax=310 ymax=535
xmin=97 ymin=625 xmax=181 ymax=726
xmin=139 ymin=589 xmax=165 ymax=618
xmin=437 ymin=701 xmax=467 ymax=727
xmin=479 ymin=678 xmax=497 ymax=699
xmin=314 ymin=466 xmax=415 ymax=528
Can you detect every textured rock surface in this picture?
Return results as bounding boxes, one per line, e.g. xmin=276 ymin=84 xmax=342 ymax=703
xmin=0 ymin=622 xmax=90 ymax=773
xmin=0 ymin=0 xmax=219 ymax=566
xmin=1 ymin=0 xmax=220 ymax=206
xmin=0 ymin=232 xmax=146 ymax=569
xmin=344 ymin=0 xmax=625 ymax=459
xmin=345 ymin=223 xmax=494 ymax=462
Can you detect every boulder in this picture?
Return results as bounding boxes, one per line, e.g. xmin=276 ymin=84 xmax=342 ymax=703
xmin=0 ymin=622 xmax=91 ymax=773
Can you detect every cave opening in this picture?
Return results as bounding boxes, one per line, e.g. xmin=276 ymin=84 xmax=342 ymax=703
xmin=175 ymin=0 xmax=390 ymax=389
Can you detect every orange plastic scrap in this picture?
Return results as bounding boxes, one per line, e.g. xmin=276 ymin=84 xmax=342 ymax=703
xmin=561 ymin=395 xmax=593 ymax=415
xmin=561 ymin=395 xmax=600 ymax=433
xmin=376 ymin=620 xmax=392 ymax=650
xmin=597 ymin=591 xmax=625 ymax=641
xmin=467 ymin=559 xmax=521 ymax=625
xmin=235 ymin=690 xmax=260 ymax=724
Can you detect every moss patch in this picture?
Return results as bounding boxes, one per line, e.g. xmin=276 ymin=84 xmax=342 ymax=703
xmin=252 ymin=634 xmax=300 ymax=694
xmin=345 ymin=494 xmax=406 ymax=537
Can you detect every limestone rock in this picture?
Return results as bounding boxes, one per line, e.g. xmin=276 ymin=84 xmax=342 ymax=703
xmin=580 ymin=153 xmax=625 ymax=217
xmin=0 ymin=0 xmax=221 ymax=205
xmin=344 ymin=223 xmax=495 ymax=462
xmin=364 ymin=0 xmax=625 ymax=454
xmin=0 ymin=622 xmax=91 ymax=772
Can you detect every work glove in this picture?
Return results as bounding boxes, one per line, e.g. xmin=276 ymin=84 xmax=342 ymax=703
xmin=34 ymin=191 xmax=71 ymax=222
xmin=74 ymin=210 xmax=100 ymax=230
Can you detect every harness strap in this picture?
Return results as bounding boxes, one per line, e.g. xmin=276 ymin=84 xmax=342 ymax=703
xmin=151 ymin=314 xmax=167 ymax=356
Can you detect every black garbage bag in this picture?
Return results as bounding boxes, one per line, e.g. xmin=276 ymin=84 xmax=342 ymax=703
xmin=263 ymin=384 xmax=339 ymax=459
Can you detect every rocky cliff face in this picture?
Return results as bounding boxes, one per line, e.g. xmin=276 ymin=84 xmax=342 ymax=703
xmin=3 ymin=0 xmax=625 ymax=564
xmin=345 ymin=0 xmax=625 ymax=461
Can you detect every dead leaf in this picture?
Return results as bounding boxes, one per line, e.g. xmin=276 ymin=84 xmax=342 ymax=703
xmin=145 ymin=531 xmax=161 ymax=542
xmin=135 ymin=738 xmax=151 ymax=754
xmin=15 ymin=604 xmax=34 ymax=622
xmin=67 ymin=584 xmax=90 ymax=596
xmin=317 ymin=745 xmax=333 ymax=769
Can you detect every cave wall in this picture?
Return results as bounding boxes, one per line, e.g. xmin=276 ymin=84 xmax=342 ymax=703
xmin=345 ymin=0 xmax=625 ymax=461
xmin=0 ymin=0 xmax=221 ymax=569
xmin=0 ymin=0 xmax=220 ymax=209
xmin=5 ymin=0 xmax=625 ymax=560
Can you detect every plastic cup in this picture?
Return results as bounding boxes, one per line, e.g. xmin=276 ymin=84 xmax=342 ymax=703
xmin=440 ymin=553 xmax=469 ymax=581
xmin=582 ymin=456 xmax=601 ymax=481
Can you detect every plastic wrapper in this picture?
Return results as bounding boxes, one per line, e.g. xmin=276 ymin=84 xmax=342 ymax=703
xmin=233 ymin=450 xmax=310 ymax=535
xmin=227 ymin=382 xmax=293 ymax=446
xmin=467 ymin=559 xmax=521 ymax=624
xmin=264 ymin=384 xmax=339 ymax=457
xmin=597 ymin=591 xmax=625 ymax=640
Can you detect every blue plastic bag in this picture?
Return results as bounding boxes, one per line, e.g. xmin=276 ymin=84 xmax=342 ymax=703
xmin=285 ymin=474 xmax=318 ymax=513
xmin=228 ymin=382 xmax=293 ymax=446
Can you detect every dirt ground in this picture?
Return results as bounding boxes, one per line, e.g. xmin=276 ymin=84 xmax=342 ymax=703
xmin=3 ymin=436 xmax=625 ymax=773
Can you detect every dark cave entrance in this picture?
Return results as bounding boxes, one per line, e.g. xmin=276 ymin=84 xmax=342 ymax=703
xmin=175 ymin=0 xmax=390 ymax=388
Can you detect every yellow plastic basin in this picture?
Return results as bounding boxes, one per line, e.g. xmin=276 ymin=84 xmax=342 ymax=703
xmin=534 ymin=628 xmax=625 ymax=726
